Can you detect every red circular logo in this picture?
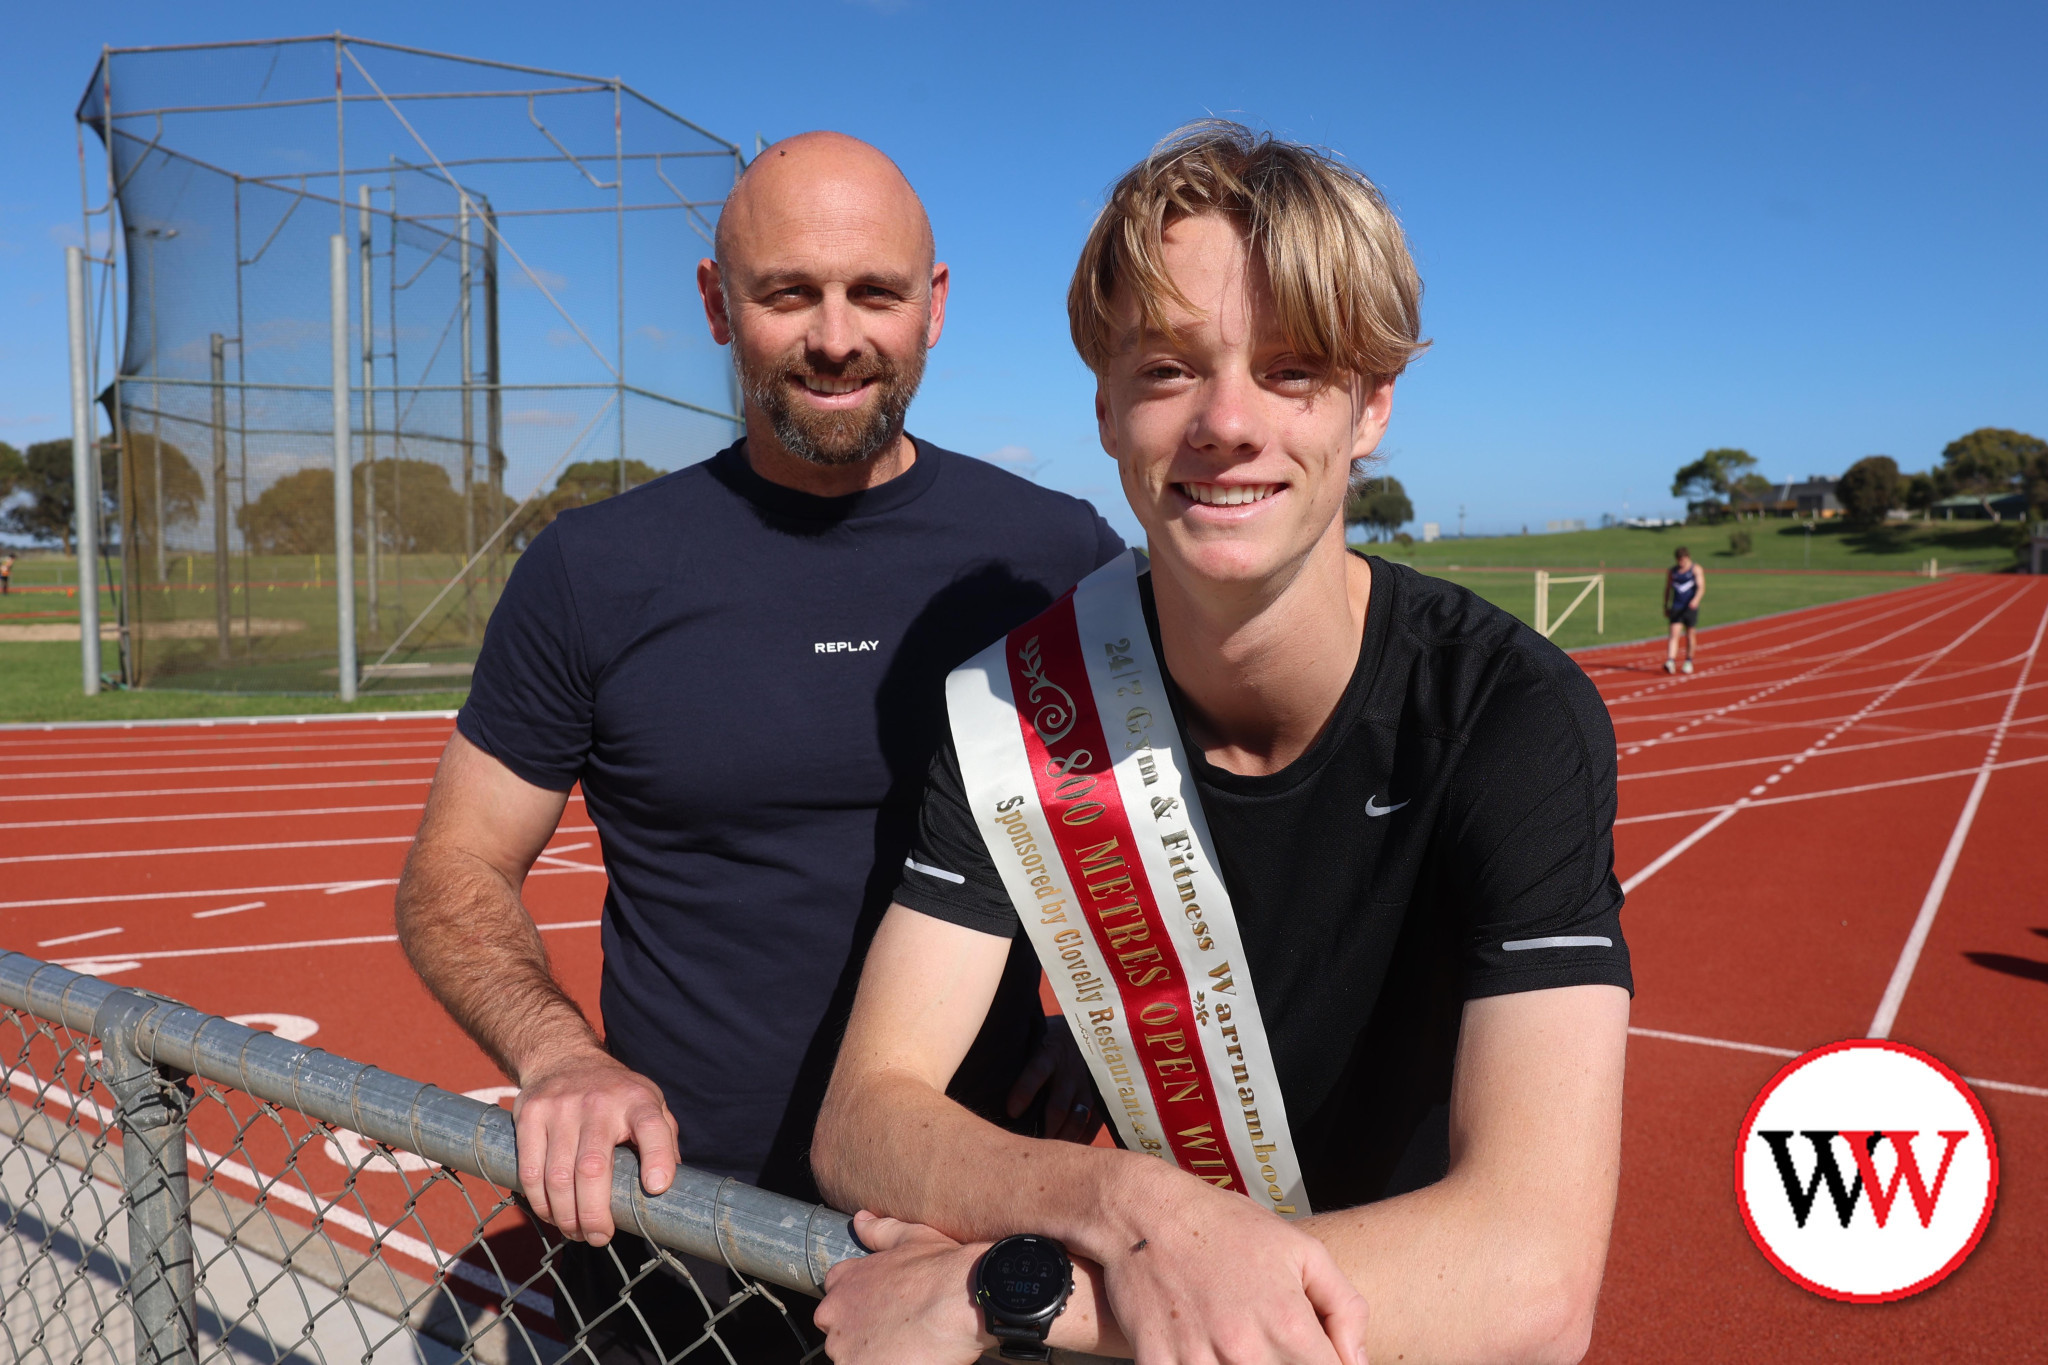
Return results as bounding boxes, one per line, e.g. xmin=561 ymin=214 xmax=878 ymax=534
xmin=1735 ymin=1040 xmax=1997 ymax=1302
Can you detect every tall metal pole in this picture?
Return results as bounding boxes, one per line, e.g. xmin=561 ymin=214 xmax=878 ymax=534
xmin=459 ymin=197 xmax=477 ymax=642
xmin=66 ymin=246 xmax=101 ymax=696
xmin=358 ymin=185 xmax=379 ymax=640
xmin=331 ymin=235 xmax=357 ymax=702
xmin=614 ymin=79 xmax=627 ymax=496
xmin=209 ymin=334 xmax=230 ymax=662
xmin=147 ymin=232 xmax=166 ymax=585
xmin=483 ymin=205 xmax=503 ymax=597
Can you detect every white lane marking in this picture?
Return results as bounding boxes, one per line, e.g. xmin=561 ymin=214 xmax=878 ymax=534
xmin=1614 ymin=648 xmax=2033 ymax=726
xmin=904 ymin=857 xmax=967 ymax=885
xmin=51 ymin=919 xmax=599 ymax=965
xmin=1615 ymin=751 xmax=2048 ymax=825
xmin=1618 ymin=586 xmax=2027 ymax=894
xmin=1870 ymin=588 xmax=2048 ymax=1039
xmin=0 ymin=777 xmax=434 ymax=805
xmin=1614 ymin=714 xmax=2048 ymax=782
xmin=541 ymin=841 xmax=590 ymax=856
xmin=0 ymin=861 xmax=605 ymax=911
xmin=0 ymin=802 xmax=429 ymax=832
xmin=1 ymin=756 xmax=439 ymax=784
xmin=1627 ymin=1026 xmax=2048 ymax=1098
xmin=66 ymin=961 xmax=142 ymax=977
xmin=1616 ymin=581 xmax=2011 ymax=760
xmin=0 ymin=709 xmax=456 ymax=736
xmin=228 ymin=1012 xmax=319 ymax=1043
xmin=0 ymin=825 xmax=598 ymax=867
xmin=1600 ymin=580 xmax=1985 ymax=709
xmin=0 ymin=739 xmax=445 ymax=768
xmin=1502 ymin=935 xmax=1612 ymax=950
xmin=192 ymin=900 xmax=267 ymax=920
xmin=324 ymin=880 xmax=393 ymax=895
xmin=37 ymin=926 xmax=123 ymax=948
xmin=1607 ymin=679 xmax=2048 ymax=754
xmin=1621 ymin=805 xmax=1746 ymax=894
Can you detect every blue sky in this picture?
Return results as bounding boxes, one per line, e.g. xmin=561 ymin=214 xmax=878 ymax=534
xmin=4 ymin=1 xmax=2045 ymax=542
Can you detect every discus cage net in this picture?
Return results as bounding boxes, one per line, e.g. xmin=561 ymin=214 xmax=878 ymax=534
xmin=72 ymin=35 xmax=744 ymax=693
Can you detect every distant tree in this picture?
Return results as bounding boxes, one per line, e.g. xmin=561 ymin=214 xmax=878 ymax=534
xmin=2025 ymin=448 xmax=2048 ymax=523
xmin=1940 ymin=428 xmax=2046 ymax=493
xmin=1902 ymin=471 xmax=1938 ymax=518
xmin=1672 ymin=448 xmax=1757 ymax=522
xmin=1730 ymin=471 xmax=1775 ymax=516
xmin=1 ymin=439 xmax=95 ymax=552
xmin=237 ymin=457 xmax=485 ymax=555
xmin=1343 ymin=474 xmax=1413 ymax=541
xmin=508 ymin=458 xmax=668 ymax=546
xmin=112 ymin=433 xmax=204 ymax=565
xmin=1836 ymin=456 xmax=1903 ymax=528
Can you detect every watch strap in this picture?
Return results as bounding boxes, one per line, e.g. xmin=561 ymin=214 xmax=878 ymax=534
xmin=988 ymin=1320 xmax=1053 ymax=1362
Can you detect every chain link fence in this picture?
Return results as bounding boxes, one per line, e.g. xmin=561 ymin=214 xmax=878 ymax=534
xmin=71 ymin=37 xmax=744 ymax=694
xmin=0 ymin=951 xmax=860 ymax=1364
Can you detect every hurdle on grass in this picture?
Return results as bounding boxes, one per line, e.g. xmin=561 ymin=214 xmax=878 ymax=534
xmin=1534 ymin=569 xmax=1605 ymax=640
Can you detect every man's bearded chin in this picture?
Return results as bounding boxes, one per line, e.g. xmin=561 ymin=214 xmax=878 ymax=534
xmin=736 ymin=342 xmax=927 ymax=468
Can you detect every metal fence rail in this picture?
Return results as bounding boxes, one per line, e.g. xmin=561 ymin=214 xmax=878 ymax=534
xmin=0 ymin=951 xmax=862 ymax=1364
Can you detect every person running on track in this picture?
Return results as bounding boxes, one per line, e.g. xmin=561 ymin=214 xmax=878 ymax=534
xmin=1664 ymin=545 xmax=1703 ymax=674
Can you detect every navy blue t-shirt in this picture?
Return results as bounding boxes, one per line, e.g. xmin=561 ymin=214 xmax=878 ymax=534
xmin=457 ymin=437 xmax=1123 ymax=1197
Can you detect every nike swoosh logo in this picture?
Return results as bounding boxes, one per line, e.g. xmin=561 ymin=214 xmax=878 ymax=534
xmin=1365 ymin=796 xmax=1409 ymax=817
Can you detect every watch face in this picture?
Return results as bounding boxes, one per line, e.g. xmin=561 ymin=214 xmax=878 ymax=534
xmin=984 ymin=1236 xmax=1067 ymax=1317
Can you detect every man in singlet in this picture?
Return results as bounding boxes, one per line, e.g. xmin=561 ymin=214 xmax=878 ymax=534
xmin=1664 ymin=546 xmax=1703 ymax=674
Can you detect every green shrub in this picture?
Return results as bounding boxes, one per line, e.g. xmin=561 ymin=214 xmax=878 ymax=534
xmin=1728 ymin=527 xmax=1754 ymax=556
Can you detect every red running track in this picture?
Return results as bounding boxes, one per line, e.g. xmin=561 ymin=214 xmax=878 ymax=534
xmin=1576 ymin=574 xmax=2048 ymax=1360
xmin=1 ymin=576 xmax=2043 ymax=1353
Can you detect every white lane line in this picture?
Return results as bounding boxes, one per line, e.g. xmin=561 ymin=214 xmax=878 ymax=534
xmin=66 ymin=961 xmax=142 ymax=977
xmin=0 ymin=739 xmax=445 ymax=767
xmin=51 ymin=919 xmax=600 ymax=966
xmin=1609 ymin=679 xmax=2048 ymax=754
xmin=1615 ymin=714 xmax=2048 ymax=782
xmin=191 ymin=900 xmax=267 ymax=920
xmin=0 ymin=861 xmax=606 ymax=911
xmin=1599 ymin=580 xmax=1984 ymax=708
xmin=1616 ymin=581 xmax=2011 ymax=760
xmin=1616 ymin=751 xmax=2048 ymax=825
xmin=1870 ymin=588 xmax=2048 ymax=1039
xmin=542 ymin=841 xmax=590 ymax=856
xmin=1614 ymin=648 xmax=2031 ymax=726
xmin=1627 ymin=1026 xmax=2048 ymax=1098
xmin=0 ymin=709 xmax=456 ymax=736
xmin=0 ymin=824 xmax=597 ymax=867
xmin=0 ymin=777 xmax=435 ymax=805
xmin=37 ymin=926 xmax=123 ymax=948
xmin=0 ymin=756 xmax=440 ymax=783
xmin=0 ymin=803 xmax=429 ymax=832
xmin=1619 ymin=586 xmax=2027 ymax=893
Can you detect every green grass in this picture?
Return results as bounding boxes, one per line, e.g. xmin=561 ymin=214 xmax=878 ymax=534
xmin=0 ymin=640 xmax=467 ymax=724
xmin=1371 ymin=517 xmax=2025 ymax=575
xmin=1417 ymin=565 xmax=1924 ymax=652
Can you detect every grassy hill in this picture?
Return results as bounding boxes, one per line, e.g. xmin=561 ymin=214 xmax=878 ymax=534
xmin=1369 ymin=517 xmax=2022 ymax=575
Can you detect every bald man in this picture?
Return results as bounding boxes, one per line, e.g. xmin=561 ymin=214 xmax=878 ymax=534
xmin=396 ymin=133 xmax=1123 ymax=1362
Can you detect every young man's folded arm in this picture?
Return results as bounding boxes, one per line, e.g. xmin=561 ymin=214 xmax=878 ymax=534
xmin=1308 ymin=982 xmax=1629 ymax=1365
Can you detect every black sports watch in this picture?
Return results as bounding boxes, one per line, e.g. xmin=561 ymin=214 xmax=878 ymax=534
xmin=973 ymin=1234 xmax=1073 ymax=1361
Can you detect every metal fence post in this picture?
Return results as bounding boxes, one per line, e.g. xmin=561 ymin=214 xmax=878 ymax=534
xmin=66 ymin=244 xmax=101 ymax=696
xmin=95 ymin=989 xmax=197 ymax=1365
xmin=331 ymin=233 xmax=358 ymax=701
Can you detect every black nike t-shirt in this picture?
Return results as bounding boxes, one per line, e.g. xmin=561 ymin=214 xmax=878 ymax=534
xmin=457 ymin=437 xmax=1123 ymax=1199
xmin=893 ymin=556 xmax=1632 ymax=1211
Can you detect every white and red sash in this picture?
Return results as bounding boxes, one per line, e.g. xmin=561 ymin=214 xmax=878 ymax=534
xmin=945 ymin=551 xmax=1309 ymax=1217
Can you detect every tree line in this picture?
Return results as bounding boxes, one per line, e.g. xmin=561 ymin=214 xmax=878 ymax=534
xmin=1672 ymin=428 xmax=2048 ymax=529
xmin=0 ymin=439 xmax=666 ymax=557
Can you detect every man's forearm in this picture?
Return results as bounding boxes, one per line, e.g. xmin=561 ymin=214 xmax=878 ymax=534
xmin=395 ymin=844 xmax=602 ymax=1082
xmin=816 ymin=1068 xmax=1191 ymax=1264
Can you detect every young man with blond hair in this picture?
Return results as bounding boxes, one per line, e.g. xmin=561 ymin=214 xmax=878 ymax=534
xmin=810 ymin=122 xmax=1633 ymax=1365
